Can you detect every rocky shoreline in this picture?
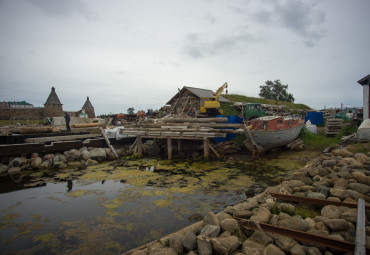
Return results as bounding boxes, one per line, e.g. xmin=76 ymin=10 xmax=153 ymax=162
xmin=124 ymin=145 xmax=370 ymax=255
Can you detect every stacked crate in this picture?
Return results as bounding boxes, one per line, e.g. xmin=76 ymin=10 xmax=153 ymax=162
xmin=325 ymin=118 xmax=343 ymax=136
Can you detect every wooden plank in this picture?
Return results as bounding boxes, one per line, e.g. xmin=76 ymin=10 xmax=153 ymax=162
xmin=137 ymin=137 xmax=142 ymax=156
xmin=161 ymin=132 xmax=181 ymax=137
xmin=162 ymin=117 xmax=228 ymax=123
xmin=25 ymin=134 xmax=102 ymax=144
xmin=72 ymin=123 xmax=102 ymax=128
xmin=100 ymin=127 xmax=118 ymax=159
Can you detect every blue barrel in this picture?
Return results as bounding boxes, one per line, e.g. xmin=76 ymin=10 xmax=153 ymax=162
xmin=213 ymin=115 xmax=243 ymax=142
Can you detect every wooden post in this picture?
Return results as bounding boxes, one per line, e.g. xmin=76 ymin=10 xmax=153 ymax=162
xmin=167 ymin=138 xmax=172 ymax=160
xmin=100 ymin=127 xmax=118 ymax=159
xmin=177 ymin=139 xmax=182 ymax=153
xmin=203 ymin=137 xmax=209 ymax=160
xmin=137 ymin=137 xmax=143 ymax=156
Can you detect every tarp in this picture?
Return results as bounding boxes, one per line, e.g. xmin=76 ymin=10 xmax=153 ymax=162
xmin=356 ymin=119 xmax=370 ymax=141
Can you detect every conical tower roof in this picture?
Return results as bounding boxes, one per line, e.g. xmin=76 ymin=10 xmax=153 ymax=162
xmin=82 ymin=96 xmax=94 ymax=109
xmin=44 ymin=87 xmax=62 ymax=105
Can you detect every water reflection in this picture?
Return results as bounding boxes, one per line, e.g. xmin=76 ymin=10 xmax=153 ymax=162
xmin=0 ymin=156 xmax=304 ymax=254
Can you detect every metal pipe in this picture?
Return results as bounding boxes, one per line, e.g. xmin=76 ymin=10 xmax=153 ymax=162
xmin=355 ymin=198 xmax=366 ymax=255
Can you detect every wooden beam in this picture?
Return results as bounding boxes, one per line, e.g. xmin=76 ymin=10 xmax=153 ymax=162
xmin=167 ymin=138 xmax=172 ymax=160
xmin=209 ymin=143 xmax=220 ymax=159
xmin=25 ymin=134 xmax=102 ymax=144
xmin=203 ymin=137 xmax=209 ymax=160
xmin=100 ymin=127 xmax=118 ymax=159
xmin=162 ymin=117 xmax=228 ymax=123
xmin=137 ymin=137 xmax=143 ymax=156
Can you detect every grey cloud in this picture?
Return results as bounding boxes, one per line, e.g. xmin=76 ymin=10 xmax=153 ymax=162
xmin=27 ymin=0 xmax=97 ymax=21
xmin=233 ymin=0 xmax=326 ymax=47
xmin=183 ymin=28 xmax=262 ymax=59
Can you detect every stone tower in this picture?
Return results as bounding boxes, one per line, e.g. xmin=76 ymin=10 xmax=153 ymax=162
xmin=43 ymin=87 xmax=64 ymax=117
xmin=82 ymin=96 xmax=95 ymax=118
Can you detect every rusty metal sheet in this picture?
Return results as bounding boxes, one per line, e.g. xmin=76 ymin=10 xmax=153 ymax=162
xmin=234 ymin=217 xmax=367 ymax=253
xmin=269 ymin=192 xmax=370 ymax=210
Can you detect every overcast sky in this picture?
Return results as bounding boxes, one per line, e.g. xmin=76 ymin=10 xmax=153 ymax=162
xmin=0 ymin=0 xmax=369 ymax=115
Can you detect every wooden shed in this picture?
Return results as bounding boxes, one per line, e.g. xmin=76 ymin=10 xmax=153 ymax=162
xmin=165 ymin=86 xmax=230 ymax=116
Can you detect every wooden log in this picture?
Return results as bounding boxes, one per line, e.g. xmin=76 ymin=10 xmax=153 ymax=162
xmin=72 ymin=123 xmax=102 ymax=128
xmin=129 ymin=138 xmax=138 ymax=152
xmin=137 ymin=137 xmax=143 ymax=156
xmin=14 ymin=126 xmax=53 ymax=134
xmin=162 ymin=117 xmax=228 ymax=123
xmin=100 ymin=127 xmax=118 ymax=159
xmin=25 ymin=134 xmax=102 ymax=144
xmin=209 ymin=143 xmax=220 ymax=159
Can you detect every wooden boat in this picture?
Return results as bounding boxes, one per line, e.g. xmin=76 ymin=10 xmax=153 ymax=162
xmin=244 ymin=116 xmax=304 ymax=153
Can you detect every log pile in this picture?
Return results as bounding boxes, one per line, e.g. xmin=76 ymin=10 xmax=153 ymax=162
xmin=325 ymin=118 xmax=344 ymax=136
xmin=285 ymin=138 xmax=304 ymax=150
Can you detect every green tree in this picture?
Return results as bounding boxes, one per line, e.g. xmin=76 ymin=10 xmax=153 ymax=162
xmin=127 ymin=107 xmax=135 ymax=115
xmin=259 ymin=80 xmax=295 ymax=103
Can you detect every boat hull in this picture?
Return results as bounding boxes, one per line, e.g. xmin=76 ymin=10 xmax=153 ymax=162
xmin=245 ymin=116 xmax=304 ymax=152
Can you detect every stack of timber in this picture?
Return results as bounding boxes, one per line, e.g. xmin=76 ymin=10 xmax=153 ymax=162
xmin=285 ymin=138 xmax=304 ymax=150
xmin=325 ymin=118 xmax=344 ymax=136
xmin=121 ymin=117 xmax=245 ymax=160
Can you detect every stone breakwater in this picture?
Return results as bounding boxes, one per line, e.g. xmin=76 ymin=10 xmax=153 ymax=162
xmin=0 ymin=147 xmax=121 ymax=174
xmin=127 ymin=147 xmax=370 ymax=255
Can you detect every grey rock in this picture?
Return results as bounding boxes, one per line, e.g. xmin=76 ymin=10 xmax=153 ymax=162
xmin=263 ymin=244 xmax=285 ymax=255
xmin=30 ymin=157 xmax=42 ymax=169
xmin=53 ymin=154 xmax=67 ymax=164
xmin=200 ymin=225 xmax=220 ymax=238
xmin=142 ymin=144 xmax=161 ymax=156
xmin=242 ymin=240 xmax=264 ymax=255
xmin=149 ymin=243 xmax=177 ymax=255
xmin=219 ymin=231 xmax=231 ymax=238
xmin=211 ymin=236 xmax=240 ymax=255
xmin=249 ymin=230 xmax=274 ymax=246
xmin=43 ymin=154 xmax=55 ymax=160
xmin=243 ymin=199 xmax=259 ymax=210
xmin=53 ymin=161 xmax=67 ymax=169
xmin=307 ymin=247 xmax=322 ymax=255
xmin=278 ymin=203 xmax=295 ymax=215
xmin=347 ymin=182 xmax=370 ymax=194
xmin=85 ymin=159 xmax=99 ymax=166
xmin=250 ymin=206 xmax=271 ymax=223
xmin=197 ymin=235 xmax=212 ymax=255
xmin=182 ymin=231 xmax=197 ymax=251
xmin=306 ymin=190 xmax=326 ymax=199
xmin=322 ymin=160 xmax=336 ymax=167
xmin=217 ymin=212 xmax=233 ymax=222
xmin=307 ymin=168 xmax=320 ymax=177
xmin=340 ymin=209 xmax=357 ymax=223
xmin=332 ymin=148 xmax=353 ymax=157
xmin=287 ymin=180 xmax=305 ymax=188
xmin=39 ymin=159 xmax=53 ymax=169
xmin=0 ymin=163 xmax=8 ymax=174
xmin=89 ymin=148 xmax=107 ymax=160
xmin=278 ymin=217 xmax=310 ymax=232
xmin=82 ymin=150 xmax=91 ymax=160
xmin=351 ymin=171 xmax=370 ymax=186
xmin=321 ymin=205 xmax=341 ymax=219
xmin=290 ymin=244 xmax=307 ymax=255
xmin=333 ymin=178 xmax=347 ymax=189
xmin=330 ymin=188 xmax=360 ymax=200
xmin=314 ymin=222 xmax=329 ymax=232
xmin=203 ymin=211 xmax=220 ymax=227
xmin=168 ymin=233 xmax=183 ymax=254
xmin=220 ymin=218 xmax=238 ymax=233
xmin=323 ymin=219 xmax=350 ymax=231
xmin=354 ymin=153 xmax=368 ymax=164
xmin=9 ymin=157 xmax=22 ymax=167
xmin=233 ymin=209 xmax=253 ymax=218
xmin=67 ymin=161 xmax=83 ymax=169
xmin=8 ymin=167 xmax=21 ymax=173
xmin=275 ymin=236 xmax=298 ymax=252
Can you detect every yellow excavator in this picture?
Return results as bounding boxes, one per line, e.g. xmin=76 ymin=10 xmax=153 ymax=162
xmin=200 ymin=82 xmax=228 ymax=116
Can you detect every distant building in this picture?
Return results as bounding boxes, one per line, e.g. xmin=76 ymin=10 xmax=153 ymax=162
xmin=357 ymin=74 xmax=370 ymax=119
xmin=43 ymin=87 xmax=64 ymax=117
xmin=81 ymin=96 xmax=95 ymax=118
xmin=8 ymin=101 xmax=33 ymax=108
xmin=0 ymin=102 xmax=9 ymax=108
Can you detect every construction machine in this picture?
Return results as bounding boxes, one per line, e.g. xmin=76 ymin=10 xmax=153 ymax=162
xmin=200 ymin=82 xmax=228 ymax=116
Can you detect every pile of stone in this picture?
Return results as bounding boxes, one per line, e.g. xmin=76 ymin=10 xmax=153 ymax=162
xmin=128 ymin=147 xmax=370 ymax=255
xmin=0 ymin=147 xmax=121 ymax=174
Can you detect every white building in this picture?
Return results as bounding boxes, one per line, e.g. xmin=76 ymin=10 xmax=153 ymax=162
xmin=358 ymin=74 xmax=370 ymax=119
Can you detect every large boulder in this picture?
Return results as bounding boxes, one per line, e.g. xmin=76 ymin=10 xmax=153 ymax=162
xmin=250 ymin=206 xmax=271 ymax=223
xmin=275 ymin=237 xmax=298 ymax=252
xmin=89 ymin=148 xmax=107 ymax=160
xmin=30 ymin=157 xmax=42 ymax=169
xmin=39 ymin=159 xmax=53 ymax=169
xmin=197 ymin=235 xmax=212 ymax=255
xmin=182 ymin=231 xmax=197 ymax=251
xmin=347 ymin=182 xmax=370 ymax=194
xmin=9 ymin=157 xmax=22 ymax=167
xmin=211 ymin=236 xmax=240 ymax=255
xmin=264 ymin=244 xmax=285 ymax=255
xmin=203 ymin=212 xmax=220 ymax=227
xmin=0 ymin=163 xmax=8 ymax=174
xmin=200 ymin=225 xmax=220 ymax=238
xmin=321 ymin=205 xmax=341 ymax=219
xmin=242 ymin=240 xmax=264 ymax=255
xmin=168 ymin=233 xmax=183 ymax=254
xmin=278 ymin=217 xmax=310 ymax=232
xmin=248 ymin=230 xmax=274 ymax=246
xmin=220 ymin=218 xmax=238 ymax=233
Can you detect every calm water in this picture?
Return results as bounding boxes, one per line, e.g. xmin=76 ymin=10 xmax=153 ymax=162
xmin=0 ymin=156 xmax=305 ymax=255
